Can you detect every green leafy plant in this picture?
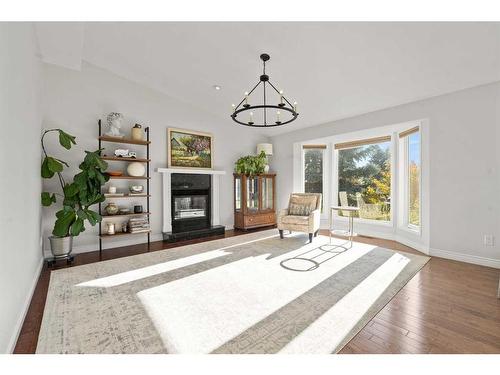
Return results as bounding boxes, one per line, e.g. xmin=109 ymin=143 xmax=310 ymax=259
xmin=234 ymin=151 xmax=267 ymax=175
xmin=41 ymin=129 xmax=109 ymax=237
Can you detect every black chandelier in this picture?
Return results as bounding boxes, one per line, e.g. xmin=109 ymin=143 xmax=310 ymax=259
xmin=231 ymin=53 xmax=298 ymax=128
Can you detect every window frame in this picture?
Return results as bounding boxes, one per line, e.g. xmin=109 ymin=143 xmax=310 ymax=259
xmin=398 ymin=127 xmax=422 ymax=233
xmin=333 ymin=134 xmax=395 ymax=225
xmin=301 ymin=145 xmax=327 ymax=213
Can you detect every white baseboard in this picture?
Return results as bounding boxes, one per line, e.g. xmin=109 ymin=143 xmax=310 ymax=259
xmin=430 ymin=248 xmax=500 ymax=269
xmin=7 ymin=256 xmax=44 ymax=353
xmin=394 ymin=235 xmax=430 ymax=255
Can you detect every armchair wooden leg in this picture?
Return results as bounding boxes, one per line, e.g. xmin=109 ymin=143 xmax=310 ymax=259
xmin=314 ymin=230 xmax=319 ymax=237
xmin=279 ymin=229 xmax=284 ymax=239
xmin=309 ymin=233 xmax=313 ymax=243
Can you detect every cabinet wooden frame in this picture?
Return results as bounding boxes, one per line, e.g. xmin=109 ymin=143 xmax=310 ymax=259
xmin=233 ymin=173 xmax=276 ymax=230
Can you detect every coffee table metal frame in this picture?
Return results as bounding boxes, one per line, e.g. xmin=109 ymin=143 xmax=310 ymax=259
xmin=320 ymin=206 xmax=360 ymax=252
xmin=279 ymin=206 xmax=360 ymax=272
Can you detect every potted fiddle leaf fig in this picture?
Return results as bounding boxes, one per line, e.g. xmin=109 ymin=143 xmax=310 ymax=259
xmin=234 ymin=151 xmax=267 ymax=175
xmin=41 ymin=129 xmax=109 ymax=259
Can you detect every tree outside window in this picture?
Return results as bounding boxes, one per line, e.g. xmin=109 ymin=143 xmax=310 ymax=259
xmin=338 ymin=141 xmax=391 ymax=221
xmin=408 ymin=132 xmax=420 ymax=226
xmin=304 ymin=148 xmax=324 ymax=209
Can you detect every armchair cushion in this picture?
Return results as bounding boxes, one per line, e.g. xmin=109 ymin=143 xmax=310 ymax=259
xmin=280 ymin=215 xmax=309 ymax=225
xmin=288 ymin=194 xmax=318 ymax=216
xmin=277 ymin=208 xmax=289 ymax=220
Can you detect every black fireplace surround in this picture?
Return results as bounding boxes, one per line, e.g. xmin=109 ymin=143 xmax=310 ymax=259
xmin=163 ymin=173 xmax=225 ymax=242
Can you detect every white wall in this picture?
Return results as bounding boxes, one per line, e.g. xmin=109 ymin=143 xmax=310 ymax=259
xmin=0 ymin=23 xmax=43 ymax=353
xmin=271 ymin=82 xmax=500 ymax=267
xmin=41 ymin=62 xmax=268 ymax=254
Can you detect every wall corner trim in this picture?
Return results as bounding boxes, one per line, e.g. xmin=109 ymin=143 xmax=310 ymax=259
xmin=8 ymin=256 xmax=44 ymax=353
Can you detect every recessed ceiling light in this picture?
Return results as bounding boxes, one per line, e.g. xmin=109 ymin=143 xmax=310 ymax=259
xmin=213 ymin=85 xmax=221 ymax=90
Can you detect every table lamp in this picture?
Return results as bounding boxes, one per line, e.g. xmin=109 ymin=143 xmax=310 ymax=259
xmin=257 ymin=143 xmax=273 ymax=172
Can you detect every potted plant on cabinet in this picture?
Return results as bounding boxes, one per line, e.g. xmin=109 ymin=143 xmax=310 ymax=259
xmin=41 ymin=129 xmax=109 ymax=262
xmin=234 ymin=151 xmax=267 ymax=175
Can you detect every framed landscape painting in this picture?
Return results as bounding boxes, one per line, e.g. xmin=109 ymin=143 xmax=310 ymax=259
xmin=167 ymin=128 xmax=213 ymax=169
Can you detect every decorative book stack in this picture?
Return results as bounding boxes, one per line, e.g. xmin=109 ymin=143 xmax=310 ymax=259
xmin=128 ymin=216 xmax=150 ymax=234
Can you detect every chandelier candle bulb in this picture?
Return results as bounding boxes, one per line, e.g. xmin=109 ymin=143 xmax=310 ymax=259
xmin=293 ymin=101 xmax=298 ymax=112
xmin=232 ymin=104 xmax=236 ymax=113
xmin=248 ymin=111 xmax=254 ymax=125
xmin=244 ymin=92 xmax=249 ymax=106
xmin=277 ymin=111 xmax=281 ymax=122
xmin=279 ymin=90 xmax=284 ymax=106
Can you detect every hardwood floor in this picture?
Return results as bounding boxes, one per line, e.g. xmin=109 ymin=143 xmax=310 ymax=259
xmin=14 ymin=229 xmax=500 ymax=354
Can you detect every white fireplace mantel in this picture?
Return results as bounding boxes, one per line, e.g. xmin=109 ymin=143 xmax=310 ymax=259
xmin=156 ymin=168 xmax=227 ymax=233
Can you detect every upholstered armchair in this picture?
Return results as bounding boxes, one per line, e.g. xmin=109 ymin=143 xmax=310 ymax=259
xmin=277 ymin=193 xmax=322 ymax=243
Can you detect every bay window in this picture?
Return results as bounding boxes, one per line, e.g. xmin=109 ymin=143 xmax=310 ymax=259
xmin=297 ymin=122 xmax=423 ymax=238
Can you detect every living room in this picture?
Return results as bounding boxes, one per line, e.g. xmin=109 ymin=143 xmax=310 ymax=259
xmin=1 ymin=2 xmax=499 ymax=373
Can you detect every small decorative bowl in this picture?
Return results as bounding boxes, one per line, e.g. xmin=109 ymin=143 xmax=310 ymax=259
xmin=118 ymin=208 xmax=131 ymax=215
xmin=129 ymin=185 xmax=144 ymax=193
xmin=108 ymin=171 xmax=123 ymax=177
xmin=104 ymin=202 xmax=119 ymax=215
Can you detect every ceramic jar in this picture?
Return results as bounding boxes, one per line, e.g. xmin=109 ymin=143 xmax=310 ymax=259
xmin=131 ymin=123 xmax=143 ymax=141
xmin=105 ymin=202 xmax=119 ymax=215
xmin=106 ymin=222 xmax=115 ymax=235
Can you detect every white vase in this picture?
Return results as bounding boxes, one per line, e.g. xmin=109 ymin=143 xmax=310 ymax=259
xmin=127 ymin=162 xmax=145 ymax=177
xmin=264 ymin=164 xmax=270 ymax=173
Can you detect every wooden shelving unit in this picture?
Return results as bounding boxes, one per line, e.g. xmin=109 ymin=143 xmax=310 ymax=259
xmin=108 ymin=176 xmax=151 ymax=180
xmin=98 ymin=119 xmax=151 ymax=253
xmin=102 ymin=212 xmax=151 ymax=219
xmin=101 ymin=156 xmax=150 ymax=163
xmin=103 ymin=194 xmax=151 ymax=199
xmin=99 ymin=230 xmax=151 ymax=238
xmin=98 ymin=135 xmax=151 ymax=146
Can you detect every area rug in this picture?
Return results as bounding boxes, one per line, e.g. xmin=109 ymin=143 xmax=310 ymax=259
xmin=36 ymin=229 xmax=429 ymax=354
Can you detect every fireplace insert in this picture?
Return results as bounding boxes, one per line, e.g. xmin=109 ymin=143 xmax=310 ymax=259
xmin=171 ymin=173 xmax=211 ymax=233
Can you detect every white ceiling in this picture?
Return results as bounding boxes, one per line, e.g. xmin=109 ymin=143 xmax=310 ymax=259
xmin=37 ymin=22 xmax=500 ymax=135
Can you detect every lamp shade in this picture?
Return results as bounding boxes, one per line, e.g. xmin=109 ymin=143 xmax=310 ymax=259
xmin=257 ymin=143 xmax=273 ymax=156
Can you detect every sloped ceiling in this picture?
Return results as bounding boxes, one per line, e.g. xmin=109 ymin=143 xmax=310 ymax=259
xmin=36 ymin=22 xmax=500 ymax=135
xmin=35 ymin=22 xmax=84 ymax=70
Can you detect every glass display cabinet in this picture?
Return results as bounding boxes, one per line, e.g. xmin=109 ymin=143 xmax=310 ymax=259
xmin=233 ymin=173 xmax=276 ymax=230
